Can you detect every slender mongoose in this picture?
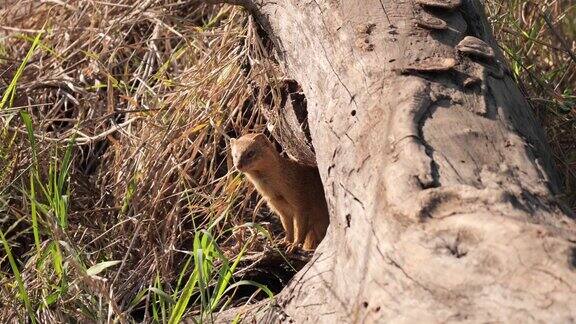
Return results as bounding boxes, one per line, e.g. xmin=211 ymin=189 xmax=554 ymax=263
xmin=230 ymin=133 xmax=329 ymax=252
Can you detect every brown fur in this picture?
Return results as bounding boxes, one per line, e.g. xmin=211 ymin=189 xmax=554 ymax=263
xmin=230 ymin=133 xmax=330 ymax=251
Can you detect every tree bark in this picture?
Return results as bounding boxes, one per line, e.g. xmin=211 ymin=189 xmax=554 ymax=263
xmin=221 ymin=0 xmax=576 ymax=322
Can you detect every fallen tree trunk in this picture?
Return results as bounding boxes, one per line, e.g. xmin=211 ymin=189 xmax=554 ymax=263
xmin=218 ymin=0 xmax=576 ymax=322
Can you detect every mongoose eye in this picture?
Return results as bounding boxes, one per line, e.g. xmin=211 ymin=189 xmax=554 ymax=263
xmin=244 ymin=149 xmax=256 ymax=160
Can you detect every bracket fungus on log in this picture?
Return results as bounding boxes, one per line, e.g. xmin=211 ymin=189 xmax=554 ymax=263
xmin=456 ymin=36 xmax=496 ymax=60
xmin=399 ymin=57 xmax=458 ymax=74
xmin=416 ymin=12 xmax=448 ymax=30
xmin=415 ymin=0 xmax=462 ymax=10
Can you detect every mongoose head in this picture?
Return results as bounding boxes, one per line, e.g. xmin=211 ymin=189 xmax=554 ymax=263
xmin=230 ymin=133 xmax=275 ymax=172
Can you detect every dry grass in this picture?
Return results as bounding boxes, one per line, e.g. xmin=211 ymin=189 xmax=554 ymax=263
xmin=0 ymin=1 xmax=293 ymax=322
xmin=0 ymin=0 xmax=575 ymax=322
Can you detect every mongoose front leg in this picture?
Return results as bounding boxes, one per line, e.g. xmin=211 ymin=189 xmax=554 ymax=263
xmin=279 ymin=213 xmax=294 ymax=246
xmin=303 ymin=231 xmax=317 ymax=251
xmin=288 ymin=209 xmax=309 ymax=253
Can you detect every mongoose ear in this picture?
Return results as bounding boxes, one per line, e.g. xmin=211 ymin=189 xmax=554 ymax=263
xmin=254 ymin=133 xmax=267 ymax=141
xmin=230 ymin=138 xmax=236 ymax=144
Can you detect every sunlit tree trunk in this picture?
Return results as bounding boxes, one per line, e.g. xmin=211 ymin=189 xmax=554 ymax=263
xmin=217 ymin=0 xmax=576 ymax=322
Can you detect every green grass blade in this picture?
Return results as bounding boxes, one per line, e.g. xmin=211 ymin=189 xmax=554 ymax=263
xmin=29 ymin=168 xmax=40 ymax=252
xmin=222 ymin=280 xmax=274 ymax=299
xmin=150 ymin=287 xmax=176 ymax=305
xmin=0 ymin=230 xmax=36 ymax=323
xmin=50 ymin=241 xmax=63 ymax=279
xmin=21 ymin=111 xmax=41 ymax=252
xmin=210 ymin=244 xmax=247 ymax=312
xmin=58 ymin=134 xmax=75 ymax=192
xmin=0 ymin=27 xmax=44 ymax=110
xmin=168 ymin=269 xmax=198 ymax=324
xmin=86 ymin=260 xmax=121 ymax=277
xmin=195 ymin=244 xmax=208 ymax=316
xmin=55 ymin=134 xmax=74 ymax=229
xmin=174 ymin=254 xmax=193 ymax=295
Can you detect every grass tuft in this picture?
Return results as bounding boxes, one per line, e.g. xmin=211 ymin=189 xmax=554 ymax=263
xmin=1 ymin=1 xmax=292 ymax=322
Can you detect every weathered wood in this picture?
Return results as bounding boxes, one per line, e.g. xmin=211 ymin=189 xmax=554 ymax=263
xmin=220 ymin=0 xmax=576 ymax=322
xmin=261 ymin=80 xmax=317 ymax=167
